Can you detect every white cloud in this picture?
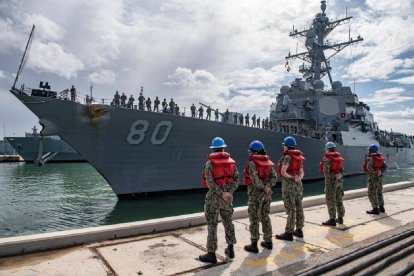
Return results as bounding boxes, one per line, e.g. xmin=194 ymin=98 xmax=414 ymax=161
xmin=88 ymin=69 xmax=116 ymax=85
xmin=0 ymin=17 xmax=25 ymax=53
xmin=165 ymin=67 xmax=216 ymax=88
xmin=27 ymin=41 xmax=84 ymax=79
xmin=365 ymin=0 xmax=413 ymax=17
xmin=374 ymin=108 xmax=414 ymax=135
xmin=23 ymin=14 xmax=64 ymax=41
xmin=361 ymin=87 xmax=414 ymax=107
xmin=0 ymin=70 xmax=6 ymax=79
xmin=390 ymin=75 xmax=414 ymax=85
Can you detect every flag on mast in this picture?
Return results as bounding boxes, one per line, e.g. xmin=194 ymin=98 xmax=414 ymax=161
xmin=285 ymin=60 xmax=291 ymax=72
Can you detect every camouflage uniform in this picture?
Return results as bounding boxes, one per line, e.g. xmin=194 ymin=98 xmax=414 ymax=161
xmin=281 ymin=155 xmax=304 ymax=233
xmin=323 ymin=158 xmax=345 ymax=219
xmin=247 ymin=162 xmax=277 ymax=243
xmin=367 ymin=156 xmax=386 ymax=209
xmin=204 ymin=162 xmax=239 ymax=253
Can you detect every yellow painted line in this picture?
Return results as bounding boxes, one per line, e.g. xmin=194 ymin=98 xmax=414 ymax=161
xmin=243 ymin=256 xmax=277 ymax=267
xmin=277 ymin=251 xmax=293 ymax=260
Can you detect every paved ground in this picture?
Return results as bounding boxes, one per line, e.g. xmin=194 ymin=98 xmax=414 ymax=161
xmin=1 ymin=187 xmax=413 ymax=276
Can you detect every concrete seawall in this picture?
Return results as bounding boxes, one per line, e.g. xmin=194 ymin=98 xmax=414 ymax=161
xmin=0 ymin=180 xmax=413 ymax=258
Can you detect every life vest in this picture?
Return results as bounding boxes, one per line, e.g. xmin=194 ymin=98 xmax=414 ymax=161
xmin=277 ymin=150 xmax=305 ymax=177
xmin=243 ymin=155 xmax=275 ymax=185
xmin=319 ymin=152 xmax=344 ymax=174
xmin=363 ymin=153 xmax=385 ymax=172
xmin=201 ymin=152 xmax=236 ymax=187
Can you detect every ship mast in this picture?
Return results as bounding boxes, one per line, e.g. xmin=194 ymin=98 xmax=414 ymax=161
xmin=12 ymin=25 xmax=35 ymax=90
xmin=286 ymin=1 xmax=363 ymax=87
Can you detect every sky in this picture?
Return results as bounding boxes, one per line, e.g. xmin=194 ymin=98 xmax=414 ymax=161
xmin=0 ymin=0 xmax=413 ymax=137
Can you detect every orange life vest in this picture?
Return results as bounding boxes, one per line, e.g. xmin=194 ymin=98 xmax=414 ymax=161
xmin=363 ymin=153 xmax=385 ymax=172
xmin=201 ymin=152 xmax=236 ymax=187
xmin=243 ymin=155 xmax=275 ymax=185
xmin=277 ymin=150 xmax=305 ymax=177
xmin=319 ymin=152 xmax=344 ymax=174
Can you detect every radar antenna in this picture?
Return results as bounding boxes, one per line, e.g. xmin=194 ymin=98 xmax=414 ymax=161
xmin=285 ymin=1 xmax=363 ymax=86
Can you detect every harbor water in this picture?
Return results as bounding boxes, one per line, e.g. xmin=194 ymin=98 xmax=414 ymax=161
xmin=0 ymin=162 xmax=413 ymax=238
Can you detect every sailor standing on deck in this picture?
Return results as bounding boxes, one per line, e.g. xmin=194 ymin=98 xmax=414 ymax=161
xmin=244 ymin=141 xmax=277 ymax=253
xmin=70 ymin=85 xmax=77 ymax=101
xmin=320 ymin=142 xmax=345 ymax=226
xmin=214 ymin=109 xmax=219 ymax=121
xmin=114 ymin=91 xmax=120 ymax=107
xmin=364 ymin=144 xmax=387 ymax=215
xmin=191 ymin=104 xmax=196 ymax=118
xmin=276 ymin=136 xmax=305 ymax=241
xmin=120 ymin=93 xmax=127 ymax=107
xmin=199 ymin=137 xmax=239 ymax=264
xmin=154 ymin=96 xmax=160 ymax=112
xmin=138 ymin=91 xmax=145 ymax=110
xmin=252 ymin=114 xmax=256 ymax=127
xmin=198 ymin=106 xmax=204 ymax=119
xmin=206 ymin=106 xmax=212 ymax=120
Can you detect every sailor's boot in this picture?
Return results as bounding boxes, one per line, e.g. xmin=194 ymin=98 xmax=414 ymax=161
xmin=225 ymin=244 xmax=235 ymax=259
xmin=244 ymin=241 xmax=259 ymax=253
xmin=366 ymin=208 xmax=380 ymax=215
xmin=336 ymin=217 xmax=344 ymax=224
xmin=292 ymin=229 xmax=304 ymax=238
xmin=199 ymin=252 xmax=217 ymax=264
xmin=379 ymin=206 xmax=385 ymax=213
xmin=260 ymin=241 xmax=273 ymax=250
xmin=322 ymin=219 xmax=336 ymax=226
xmin=275 ymin=232 xmax=293 ymax=241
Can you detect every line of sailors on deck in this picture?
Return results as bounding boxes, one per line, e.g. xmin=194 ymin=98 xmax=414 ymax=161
xmin=198 ymin=136 xmax=387 ymax=264
xmin=110 ymin=87 xmax=182 ymax=115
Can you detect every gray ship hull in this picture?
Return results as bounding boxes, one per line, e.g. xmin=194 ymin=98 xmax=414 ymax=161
xmin=13 ymin=93 xmax=414 ymax=197
xmin=5 ymin=136 xmax=85 ymax=163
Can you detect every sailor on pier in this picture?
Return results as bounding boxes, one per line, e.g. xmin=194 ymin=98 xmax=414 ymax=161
xmin=320 ymin=142 xmax=345 ymax=226
xmin=276 ymin=136 xmax=305 ymax=241
xmin=244 ymin=141 xmax=276 ymax=253
xmin=199 ymin=137 xmax=238 ymax=264
xmin=364 ymin=144 xmax=387 ymax=215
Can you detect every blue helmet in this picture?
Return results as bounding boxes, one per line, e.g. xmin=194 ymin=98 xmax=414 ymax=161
xmin=325 ymin=142 xmax=336 ymax=150
xmin=282 ymin=136 xmax=297 ymax=147
xmin=368 ymin=144 xmax=379 ymax=152
xmin=210 ymin=137 xmax=227 ymax=149
xmin=249 ymin=140 xmax=265 ymax=152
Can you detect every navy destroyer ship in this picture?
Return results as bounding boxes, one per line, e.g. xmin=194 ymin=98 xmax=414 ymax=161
xmin=9 ymin=2 xmax=414 ymax=198
xmin=5 ymin=126 xmax=84 ymax=164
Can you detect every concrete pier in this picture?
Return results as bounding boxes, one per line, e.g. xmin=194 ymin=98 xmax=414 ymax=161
xmin=0 ymin=181 xmax=413 ymax=275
